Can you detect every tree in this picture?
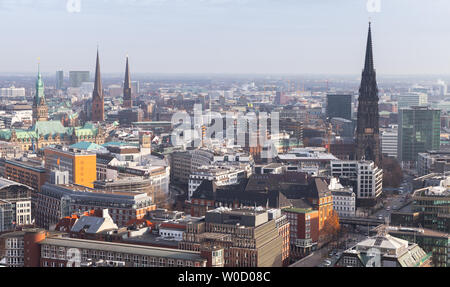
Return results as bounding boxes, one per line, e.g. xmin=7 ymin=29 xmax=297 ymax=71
xmin=381 ymin=156 xmax=403 ymax=188
xmin=320 ymin=210 xmax=341 ymax=245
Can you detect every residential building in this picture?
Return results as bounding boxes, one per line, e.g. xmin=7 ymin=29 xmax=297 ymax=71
xmin=179 ymin=207 xmax=289 ymax=267
xmin=4 ymin=158 xmax=47 ymax=193
xmin=34 ymin=172 xmax=156 ymax=229
xmin=417 ymin=150 xmax=450 ymax=176
xmin=0 ymin=228 xmax=213 ymax=267
xmin=0 ymin=228 xmax=48 ymax=267
xmin=282 ymin=207 xmax=319 ymax=259
xmin=188 ymin=165 xmax=247 ymax=200
xmin=0 ymin=178 xmax=32 ymax=228
xmin=329 ymin=178 xmax=356 ymax=217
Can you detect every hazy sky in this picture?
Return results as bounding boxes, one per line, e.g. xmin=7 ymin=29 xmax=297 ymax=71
xmin=1 ymin=0 xmax=450 ymax=75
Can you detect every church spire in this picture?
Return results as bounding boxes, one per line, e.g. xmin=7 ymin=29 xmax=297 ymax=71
xmin=363 ymin=22 xmax=374 ymax=72
xmin=92 ymin=48 xmax=105 ymax=122
xmin=123 ymin=55 xmax=132 ymax=108
xmin=356 ymin=21 xmax=381 ymax=168
xmin=93 ymin=48 xmax=103 ymax=99
xmin=124 ymin=56 xmax=131 ymax=89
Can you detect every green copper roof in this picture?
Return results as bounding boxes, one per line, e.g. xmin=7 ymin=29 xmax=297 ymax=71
xmin=70 ymin=141 xmax=104 ymax=151
xmin=35 ymin=64 xmax=46 ymax=105
xmin=0 ymin=120 xmax=100 ymax=141
xmin=31 ymin=121 xmax=68 ymax=136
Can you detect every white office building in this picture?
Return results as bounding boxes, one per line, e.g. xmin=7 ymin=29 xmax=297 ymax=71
xmin=330 ymin=160 xmax=383 ymax=200
xmin=0 ymin=87 xmax=26 ymax=98
xmin=398 ymin=92 xmax=428 ymax=109
xmin=381 ymin=125 xmax=398 ymax=158
xmin=188 ymin=165 xmax=247 ymax=200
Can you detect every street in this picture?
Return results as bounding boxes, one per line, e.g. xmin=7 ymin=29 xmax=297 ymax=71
xmin=290 ymin=232 xmax=368 ymax=267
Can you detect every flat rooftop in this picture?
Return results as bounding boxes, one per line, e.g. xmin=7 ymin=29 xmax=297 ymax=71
xmin=39 ymin=237 xmax=204 ymax=261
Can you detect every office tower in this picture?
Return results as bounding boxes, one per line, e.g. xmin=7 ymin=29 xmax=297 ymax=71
xmin=56 ymin=70 xmax=64 ymax=90
xmin=356 ymin=22 xmax=381 ymax=167
xmin=330 ymin=160 xmax=383 ymax=202
xmin=43 ymin=145 xmax=97 ymax=188
xmin=275 ymin=91 xmax=287 ymax=105
xmin=398 ymin=106 xmax=441 ymax=163
xmin=69 ymin=71 xmax=90 ymax=88
xmin=131 ymin=81 xmax=140 ymax=95
xmin=32 ymin=63 xmax=49 ymax=124
xmin=0 ymin=87 xmax=26 ymax=98
xmin=381 ymin=125 xmax=398 ymax=158
xmin=326 ymin=94 xmax=352 ymax=120
xmin=123 ymin=56 xmax=132 ymax=108
xmin=398 ymin=92 xmax=428 ymax=109
xmin=91 ymin=50 xmax=105 ymax=122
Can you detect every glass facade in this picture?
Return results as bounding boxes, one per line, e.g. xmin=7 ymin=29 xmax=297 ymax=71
xmin=399 ymin=107 xmax=441 ymax=163
xmin=326 ymin=94 xmax=352 ymax=121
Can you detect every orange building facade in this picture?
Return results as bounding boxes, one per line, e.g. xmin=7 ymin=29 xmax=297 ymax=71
xmin=44 ymin=147 xmax=97 ymax=188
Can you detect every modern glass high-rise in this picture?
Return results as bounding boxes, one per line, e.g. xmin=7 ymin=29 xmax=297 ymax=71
xmin=69 ymin=71 xmax=90 ymax=88
xmin=327 ymin=94 xmax=352 ymax=120
xmin=56 ymin=70 xmax=64 ymax=90
xmin=398 ymin=106 xmax=441 ymax=163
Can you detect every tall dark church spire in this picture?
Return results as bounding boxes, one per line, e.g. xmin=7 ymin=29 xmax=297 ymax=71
xmin=356 ymin=22 xmax=381 ymax=167
xmin=364 ymin=22 xmax=374 ymax=72
xmin=92 ymin=48 xmax=105 ymax=122
xmin=123 ymin=56 xmax=132 ymax=108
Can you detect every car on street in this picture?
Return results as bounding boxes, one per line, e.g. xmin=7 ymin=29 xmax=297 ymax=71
xmin=324 ymin=260 xmax=332 ymax=266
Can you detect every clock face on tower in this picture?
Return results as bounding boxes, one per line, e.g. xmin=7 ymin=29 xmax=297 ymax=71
xmin=365 ymin=128 xmax=373 ymax=134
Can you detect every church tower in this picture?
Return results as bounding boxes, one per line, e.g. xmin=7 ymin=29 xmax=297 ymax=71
xmin=123 ymin=56 xmax=133 ymax=108
xmin=32 ymin=62 xmax=48 ymax=124
xmin=91 ymin=49 xmax=105 ymax=122
xmin=356 ymin=22 xmax=381 ymax=166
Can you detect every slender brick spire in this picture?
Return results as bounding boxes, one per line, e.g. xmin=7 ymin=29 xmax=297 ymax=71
xmin=92 ymin=48 xmax=105 ymax=122
xmin=93 ymin=49 xmax=103 ymax=100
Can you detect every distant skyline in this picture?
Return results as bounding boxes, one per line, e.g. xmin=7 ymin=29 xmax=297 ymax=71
xmin=1 ymin=0 xmax=450 ymax=75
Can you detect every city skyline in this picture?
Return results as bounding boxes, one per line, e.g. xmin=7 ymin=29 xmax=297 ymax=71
xmin=1 ymin=1 xmax=450 ymax=75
